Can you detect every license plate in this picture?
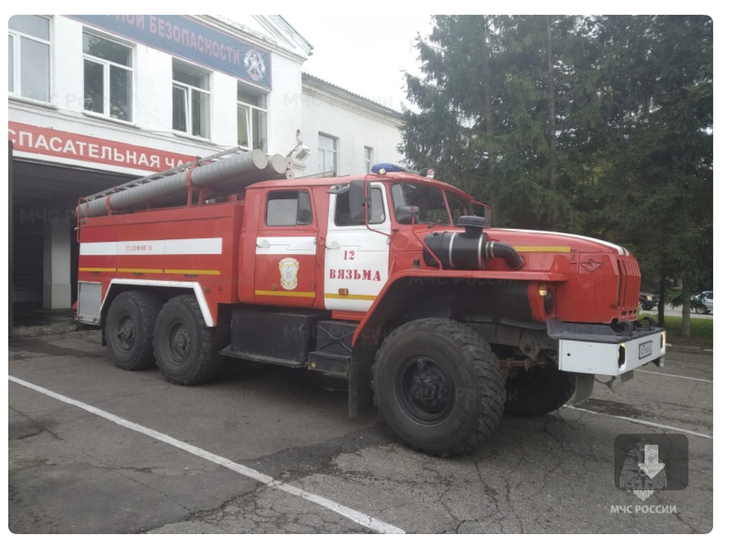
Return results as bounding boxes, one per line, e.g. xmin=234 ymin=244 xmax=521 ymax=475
xmin=639 ymin=340 xmax=653 ymax=359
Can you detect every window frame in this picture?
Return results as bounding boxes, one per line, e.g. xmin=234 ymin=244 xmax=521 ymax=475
xmin=8 ymin=15 xmax=51 ymax=103
xmin=172 ymin=60 xmax=211 ymax=138
xmin=334 ymin=184 xmax=386 ymax=227
xmin=82 ymin=30 xmax=134 ymax=122
xmin=391 ymin=182 xmax=452 ymax=225
xmin=318 ymin=133 xmax=338 ymax=176
xmin=265 ymin=190 xmax=314 ymax=227
xmin=237 ymin=84 xmax=267 ymax=150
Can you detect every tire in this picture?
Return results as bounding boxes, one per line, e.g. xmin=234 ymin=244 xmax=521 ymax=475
xmin=153 ymin=295 xmax=223 ymax=385
xmin=105 ymin=291 xmax=162 ymax=370
xmin=504 ymin=362 xmax=577 ymax=417
xmin=372 ymin=318 xmax=505 ymax=456
xmin=694 ymin=303 xmax=707 ymax=314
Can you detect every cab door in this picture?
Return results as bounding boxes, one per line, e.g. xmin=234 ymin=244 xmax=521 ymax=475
xmin=254 ymin=188 xmax=318 ymax=307
xmin=324 ymin=182 xmax=390 ymax=312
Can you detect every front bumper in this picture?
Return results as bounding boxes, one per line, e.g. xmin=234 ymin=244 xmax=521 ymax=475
xmin=547 ymin=318 xmax=666 ymax=377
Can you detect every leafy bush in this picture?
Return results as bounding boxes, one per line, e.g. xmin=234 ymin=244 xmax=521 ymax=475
xmin=640 ymin=313 xmax=713 ymax=350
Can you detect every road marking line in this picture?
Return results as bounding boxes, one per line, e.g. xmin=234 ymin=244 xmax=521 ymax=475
xmin=9 ymin=375 xmax=405 ymax=534
xmin=569 ymin=406 xmax=713 ymax=440
xmin=633 ymin=368 xmax=713 ymax=383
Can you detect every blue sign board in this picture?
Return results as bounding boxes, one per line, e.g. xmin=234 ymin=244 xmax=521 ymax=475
xmin=72 ymin=15 xmax=272 ymax=90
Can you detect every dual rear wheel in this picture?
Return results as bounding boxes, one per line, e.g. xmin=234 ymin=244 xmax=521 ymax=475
xmin=105 ymin=291 xmax=222 ymax=385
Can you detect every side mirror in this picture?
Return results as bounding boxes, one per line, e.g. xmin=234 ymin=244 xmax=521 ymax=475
xmin=472 ymin=202 xmax=492 ymax=226
xmin=348 ymin=180 xmax=366 ymax=222
xmin=396 ymin=205 xmax=420 ymax=224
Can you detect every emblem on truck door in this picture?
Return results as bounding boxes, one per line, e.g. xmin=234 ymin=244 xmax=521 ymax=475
xmin=279 ymin=257 xmax=299 ymax=290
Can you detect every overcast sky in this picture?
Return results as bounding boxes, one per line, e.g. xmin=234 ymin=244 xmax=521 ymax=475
xmin=284 ymin=14 xmax=434 ymax=113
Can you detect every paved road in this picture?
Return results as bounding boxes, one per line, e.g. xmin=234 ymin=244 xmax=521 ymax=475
xmin=9 ymin=330 xmax=713 ymax=537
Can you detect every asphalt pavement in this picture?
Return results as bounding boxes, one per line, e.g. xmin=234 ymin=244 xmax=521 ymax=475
xmin=8 ymin=328 xmax=715 ymax=542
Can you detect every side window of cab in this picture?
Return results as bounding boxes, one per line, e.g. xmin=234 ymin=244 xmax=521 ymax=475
xmin=266 ymin=190 xmax=313 ymax=226
xmin=334 ymin=186 xmax=385 ymax=226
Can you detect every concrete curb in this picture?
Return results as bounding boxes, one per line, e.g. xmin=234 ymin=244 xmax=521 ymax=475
xmin=667 ymin=344 xmax=713 ymax=355
xmin=10 ymin=322 xmax=82 ymax=338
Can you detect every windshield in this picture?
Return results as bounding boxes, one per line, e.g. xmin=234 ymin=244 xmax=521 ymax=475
xmin=390 ymin=182 xmax=485 ymax=225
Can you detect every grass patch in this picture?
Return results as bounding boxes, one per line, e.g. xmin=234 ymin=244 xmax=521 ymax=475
xmin=640 ymin=313 xmax=713 ymax=350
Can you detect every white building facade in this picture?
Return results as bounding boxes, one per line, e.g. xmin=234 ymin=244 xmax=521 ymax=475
xmin=299 ymin=73 xmax=403 ymax=178
xmin=8 ymin=15 xmax=403 ymax=311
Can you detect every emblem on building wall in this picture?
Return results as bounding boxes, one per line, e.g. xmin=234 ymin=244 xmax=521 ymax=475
xmin=244 ymin=49 xmax=266 ymax=82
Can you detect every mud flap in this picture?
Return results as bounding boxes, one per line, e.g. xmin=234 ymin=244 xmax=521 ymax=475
xmin=348 ymin=345 xmax=376 ymax=418
xmin=599 ymin=370 xmax=636 ymax=394
xmin=568 ymin=373 xmax=595 ymax=406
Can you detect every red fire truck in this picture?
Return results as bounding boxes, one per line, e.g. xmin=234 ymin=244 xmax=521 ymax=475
xmin=75 ymin=148 xmax=665 ymax=456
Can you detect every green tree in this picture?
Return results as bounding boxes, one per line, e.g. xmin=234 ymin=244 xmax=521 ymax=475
xmin=582 ymin=16 xmax=713 ymax=331
xmin=402 ymin=15 xmax=713 ymax=337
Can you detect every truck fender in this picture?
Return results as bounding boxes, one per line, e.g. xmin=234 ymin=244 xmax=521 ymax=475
xmin=352 ymin=269 xmax=567 ymax=346
xmin=102 ymin=279 xmax=215 ymax=327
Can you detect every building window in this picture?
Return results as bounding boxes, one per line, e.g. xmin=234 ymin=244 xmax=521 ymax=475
xmin=318 ymin=134 xmax=337 ymax=176
xmin=83 ymin=31 xmax=132 ymax=121
xmin=237 ymin=85 xmax=267 ymax=150
xmin=364 ymin=146 xmax=374 ymax=173
xmin=173 ymin=61 xmax=210 ymax=138
xmin=8 ymin=15 xmax=51 ymax=102
xmin=266 ymin=191 xmax=313 ymax=227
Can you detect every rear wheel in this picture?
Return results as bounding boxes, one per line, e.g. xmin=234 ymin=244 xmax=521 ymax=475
xmin=105 ymin=291 xmax=162 ymax=370
xmin=503 ymin=362 xmax=577 ymax=416
xmin=372 ymin=318 xmax=505 ymax=456
xmin=153 ymin=295 xmax=223 ymax=385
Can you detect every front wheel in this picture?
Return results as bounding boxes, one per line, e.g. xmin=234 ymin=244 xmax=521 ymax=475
xmin=153 ymin=295 xmax=223 ymax=385
xmin=372 ymin=319 xmax=505 ymax=456
xmin=693 ymin=303 xmax=707 ymax=314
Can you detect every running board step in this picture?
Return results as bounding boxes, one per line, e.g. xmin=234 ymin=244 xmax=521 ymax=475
xmin=307 ymin=351 xmax=350 ymax=377
xmin=219 ymin=347 xmax=304 ymax=369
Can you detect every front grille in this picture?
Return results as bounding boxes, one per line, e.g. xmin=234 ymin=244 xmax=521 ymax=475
xmin=617 ymin=257 xmax=641 ymax=314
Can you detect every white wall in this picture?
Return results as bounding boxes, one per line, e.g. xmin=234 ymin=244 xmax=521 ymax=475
xmin=300 ymin=80 xmax=403 ymax=177
xmin=42 ymin=218 xmax=71 ymax=309
xmin=267 ymin=55 xmax=304 ymax=154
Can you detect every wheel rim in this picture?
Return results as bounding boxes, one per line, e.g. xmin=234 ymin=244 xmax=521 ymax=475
xmin=397 ymin=357 xmax=455 ymax=424
xmin=114 ymin=315 xmax=136 ymax=351
xmin=165 ymin=321 xmax=192 ymax=364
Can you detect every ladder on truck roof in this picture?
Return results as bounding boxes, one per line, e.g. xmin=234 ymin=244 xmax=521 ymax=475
xmin=80 ymin=147 xmax=244 ymax=205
